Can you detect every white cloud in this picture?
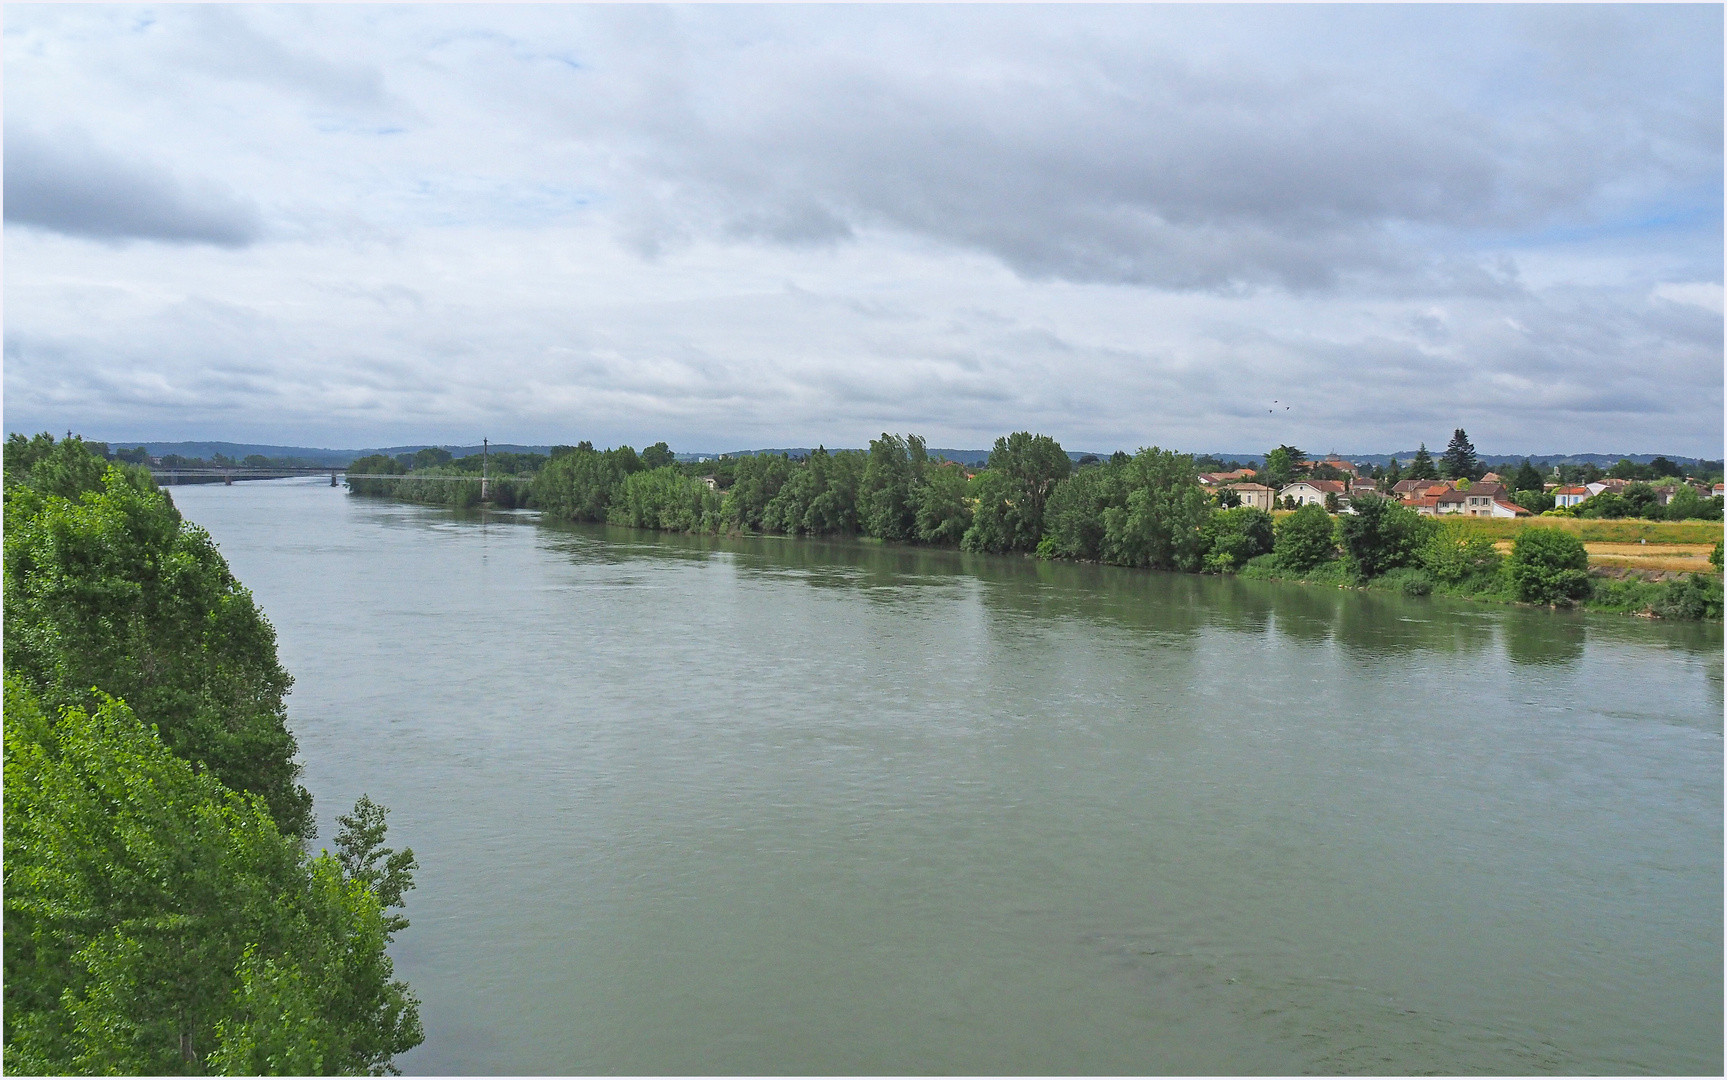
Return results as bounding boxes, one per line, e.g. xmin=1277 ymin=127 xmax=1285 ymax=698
xmin=1652 ymin=282 xmax=1725 ymax=315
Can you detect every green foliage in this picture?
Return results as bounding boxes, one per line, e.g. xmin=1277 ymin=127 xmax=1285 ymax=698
xmin=3 ymin=680 xmax=421 ymax=1075
xmin=762 ymin=448 xmax=864 ymax=536
xmin=1651 ymin=573 xmax=1724 ymax=620
xmin=1512 ymin=459 xmax=1546 ymax=493
xmin=719 ymin=454 xmax=794 ymax=532
xmin=912 ymin=461 xmax=973 ymax=544
xmin=1712 ymin=541 xmax=1724 ymax=572
xmin=860 ymin=434 xmax=924 ymax=542
xmin=1619 ymin=482 xmax=1660 ymax=520
xmin=1417 ymin=520 xmax=1503 ymax=585
xmin=4 ymin=449 xmax=312 ymax=836
xmin=1512 ymin=488 xmax=1556 ymax=513
xmin=5 ymin=433 xmax=130 ymax=497
xmin=1201 ymin=507 xmax=1275 ymax=573
xmin=1408 ymin=443 xmax=1438 ymax=481
xmin=1401 ymin=574 xmax=1433 ymax=597
xmin=1507 ymin=527 xmax=1591 ymax=605
xmin=1440 ymin=428 xmax=1479 ymax=480
xmin=608 ymin=467 xmax=722 ymax=532
xmin=1274 ymin=504 xmax=1337 ymax=572
xmin=639 ymin=442 xmax=675 ymax=470
xmin=344 ymin=454 xmax=407 ymax=498
xmin=1663 ymin=484 xmax=1721 ymax=521
xmin=1261 ymin=445 xmax=1302 ymax=488
xmin=961 ymin=432 xmax=1070 ymax=554
xmin=1575 ymin=492 xmax=1628 ymax=519
xmin=532 ymin=445 xmax=643 ymax=522
xmin=1337 ymin=494 xmax=1435 ymax=579
xmin=1033 ymin=448 xmax=1210 ymax=570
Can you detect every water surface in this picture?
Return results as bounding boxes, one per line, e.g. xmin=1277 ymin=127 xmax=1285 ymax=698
xmin=173 ymin=479 xmax=1723 ymax=1074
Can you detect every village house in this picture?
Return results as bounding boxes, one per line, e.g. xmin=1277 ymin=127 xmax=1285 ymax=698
xmin=1553 ymin=485 xmax=1591 ymax=508
xmin=1222 ymin=482 xmax=1278 ymax=511
xmin=1280 ymin=478 xmax=1347 ymax=507
xmin=1349 ymin=477 xmax=1378 ymax=494
xmin=1199 ymin=468 xmax=1258 ymax=486
xmin=1390 ymin=478 xmax=1440 ymax=500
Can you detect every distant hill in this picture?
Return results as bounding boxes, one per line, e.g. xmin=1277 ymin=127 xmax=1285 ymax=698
xmin=94 ymin=441 xmax=553 ymax=466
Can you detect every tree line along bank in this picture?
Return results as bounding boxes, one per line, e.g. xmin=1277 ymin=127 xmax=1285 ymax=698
xmin=347 ymin=431 xmax=1723 ymax=620
xmin=3 ymin=432 xmax=423 ymax=1074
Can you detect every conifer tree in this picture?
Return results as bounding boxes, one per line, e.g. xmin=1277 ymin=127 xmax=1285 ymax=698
xmin=1409 ymin=444 xmax=1438 ymax=481
xmin=1441 ymin=428 xmax=1479 ymax=480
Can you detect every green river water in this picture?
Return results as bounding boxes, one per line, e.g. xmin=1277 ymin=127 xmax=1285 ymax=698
xmin=171 ymin=479 xmax=1722 ymax=1074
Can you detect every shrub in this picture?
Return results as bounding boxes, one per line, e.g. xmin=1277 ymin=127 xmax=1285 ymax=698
xmin=1506 ymin=528 xmax=1591 ymax=605
xmin=1274 ymin=504 xmax=1337 ymax=572
xmin=1337 ymin=494 xmax=1434 ymax=579
xmin=1419 ymin=521 xmax=1503 ymax=584
xmin=1712 ymin=541 xmax=1724 ymax=572
xmin=1201 ymin=506 xmax=1275 ymax=573
xmin=1401 ymin=575 xmax=1433 ymax=597
xmin=1652 ymin=573 xmax=1724 ymax=620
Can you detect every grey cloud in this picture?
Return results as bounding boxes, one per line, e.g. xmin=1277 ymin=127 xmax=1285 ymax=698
xmin=5 ymin=128 xmax=262 ymax=246
xmin=555 ymin=6 xmax=1719 ymax=294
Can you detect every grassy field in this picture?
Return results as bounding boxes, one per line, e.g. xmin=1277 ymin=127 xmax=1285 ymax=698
xmin=1451 ymin=516 xmax=1723 ymax=544
xmin=1484 ymin=538 xmax=1719 ymax=573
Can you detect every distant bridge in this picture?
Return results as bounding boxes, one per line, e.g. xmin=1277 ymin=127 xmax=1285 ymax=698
xmin=149 ymin=466 xmax=343 ymax=486
xmin=149 ymin=467 xmax=535 ymax=496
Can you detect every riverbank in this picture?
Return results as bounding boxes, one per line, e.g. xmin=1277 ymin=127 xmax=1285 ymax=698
xmin=1238 ymin=553 xmax=1722 ymax=620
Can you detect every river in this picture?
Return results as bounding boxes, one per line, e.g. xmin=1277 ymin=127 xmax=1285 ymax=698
xmin=170 ymin=478 xmax=1723 ymax=1074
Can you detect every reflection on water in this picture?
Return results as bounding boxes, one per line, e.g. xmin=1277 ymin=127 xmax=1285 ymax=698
xmin=173 ymin=483 xmax=1722 ymax=1075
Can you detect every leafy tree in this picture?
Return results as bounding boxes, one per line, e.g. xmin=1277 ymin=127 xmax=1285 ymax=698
xmin=1440 ymin=428 xmax=1479 ymax=480
xmin=532 ymin=445 xmax=642 ymax=522
xmin=1576 ymin=492 xmax=1627 ymax=519
xmin=1619 ymin=482 xmax=1660 ymax=520
xmin=861 ymin=434 xmax=924 ymax=542
xmin=1506 ymin=528 xmax=1591 ymax=605
xmin=1261 ymin=445 xmax=1304 ymax=488
xmin=1382 ymin=457 xmax=1403 ymax=486
xmin=1512 ymin=458 xmax=1545 ymax=493
xmin=1038 ymin=463 xmax=1115 ymax=560
xmin=1711 ymin=541 xmax=1723 ymax=572
xmin=608 ymin=467 xmax=721 ymax=532
xmin=1408 ymin=444 xmax=1438 ymax=481
xmin=911 ymin=461 xmax=973 ymax=544
xmin=1336 ymin=494 xmax=1434 ymax=579
xmin=762 ymin=448 xmax=864 ymax=536
xmin=961 ymin=433 xmax=1070 ymax=553
xmin=3 ymin=679 xmax=421 ymax=1075
xmin=411 ymin=447 xmax=453 ymax=469
xmin=1663 ymin=484 xmax=1708 ymax=521
xmin=639 ymin=442 xmax=675 ymax=470
xmin=4 ymin=450 xmax=312 ymax=836
xmin=719 ymin=454 xmax=794 ymax=532
xmin=1273 ymin=504 xmax=1337 ymax=572
xmin=1511 ymin=489 xmax=1556 ymax=514
xmin=1095 ymin=449 xmax=1212 ymax=571
xmin=1648 ymin=456 xmax=1681 ymax=480
xmin=1200 ymin=507 xmax=1274 ymax=573
xmin=5 ymin=433 xmax=120 ymax=498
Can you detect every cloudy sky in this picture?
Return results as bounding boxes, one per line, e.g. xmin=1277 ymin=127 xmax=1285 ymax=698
xmin=5 ymin=4 xmax=1721 ymax=456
